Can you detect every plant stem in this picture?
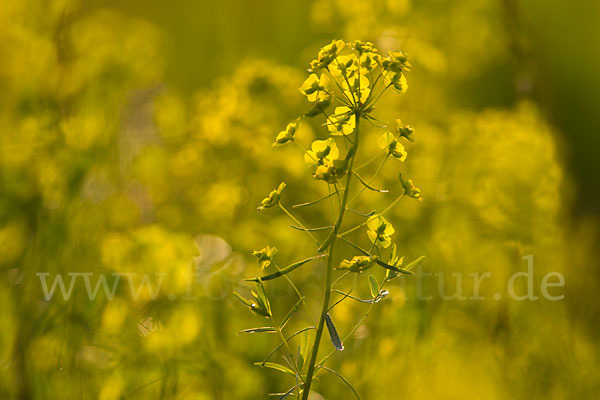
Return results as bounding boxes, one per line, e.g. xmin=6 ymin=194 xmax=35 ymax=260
xmin=301 ymin=113 xmax=361 ymax=399
xmin=279 ymin=204 xmax=321 ymax=246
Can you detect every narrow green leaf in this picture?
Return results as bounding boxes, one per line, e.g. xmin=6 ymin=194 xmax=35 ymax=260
xmin=319 ymin=366 xmax=363 ymax=400
xmin=238 ymin=327 xmax=276 ymax=335
xmin=246 ymin=254 xmax=326 ymax=282
xmin=325 ymin=313 xmax=344 ymax=351
xmin=317 ymin=228 xmax=336 ymax=252
xmin=403 ymin=255 xmax=425 ymax=271
xmin=331 ymin=288 xmax=389 ymax=304
xmin=254 ymin=362 xmax=296 ymax=377
xmin=262 ymin=326 xmax=315 ymax=366
xmin=233 ymin=292 xmax=253 ymax=308
xmin=347 ymin=208 xmax=376 ymax=217
xmin=281 ymin=297 xmax=304 ymax=329
xmin=353 ymin=171 xmax=389 ymax=193
xmin=375 ymin=258 xmax=413 ymax=274
xmin=368 ymin=275 xmax=379 ymax=298
xmin=290 ymin=225 xmax=333 ymax=232
xmin=275 ymin=384 xmax=301 ymax=399
xmin=292 ymin=191 xmax=337 ymax=208
xmin=254 ymin=280 xmax=272 ymax=317
xmin=298 ymin=330 xmax=310 ymax=371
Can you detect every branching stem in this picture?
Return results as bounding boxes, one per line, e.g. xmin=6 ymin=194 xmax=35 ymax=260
xmin=301 ymin=112 xmax=361 ymax=399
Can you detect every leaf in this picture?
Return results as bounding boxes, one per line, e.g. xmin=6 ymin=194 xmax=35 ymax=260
xmin=290 ymin=225 xmax=333 ymax=232
xmin=246 ymin=254 xmax=326 ymax=282
xmin=275 ymin=384 xmax=301 ymax=399
xmin=298 ymin=330 xmax=311 ymax=371
xmin=254 ymin=280 xmax=272 ymax=317
xmin=375 ymin=258 xmax=413 ymax=274
xmin=292 ymin=191 xmax=337 ymax=208
xmin=331 ymin=288 xmax=389 ymax=304
xmin=233 ymin=292 xmax=253 ymax=307
xmin=281 ymin=297 xmax=304 ymax=329
xmin=317 ymin=228 xmax=336 ymax=252
xmin=403 ymin=255 xmax=425 ymax=271
xmin=319 ymin=366 xmax=363 ymax=400
xmin=238 ymin=327 xmax=276 ymax=334
xmin=347 ymin=208 xmax=376 ymax=217
xmin=353 ymin=171 xmax=389 ymax=193
xmin=325 ymin=313 xmax=344 ymax=351
xmin=254 ymin=362 xmax=296 ymax=377
xmin=368 ymin=275 xmax=379 ymax=298
xmin=262 ymin=327 xmax=315 ymax=366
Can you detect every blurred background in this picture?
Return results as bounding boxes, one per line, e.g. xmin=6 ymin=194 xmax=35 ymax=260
xmin=1 ymin=0 xmax=599 ymax=399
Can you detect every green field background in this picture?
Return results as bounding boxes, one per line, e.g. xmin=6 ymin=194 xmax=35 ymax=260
xmin=1 ymin=0 xmax=599 ymax=399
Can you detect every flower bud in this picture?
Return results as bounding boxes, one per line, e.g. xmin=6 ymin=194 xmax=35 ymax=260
xmin=257 ymin=182 xmax=286 ymax=210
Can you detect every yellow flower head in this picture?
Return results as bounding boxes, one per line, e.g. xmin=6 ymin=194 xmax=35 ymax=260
xmin=257 ymin=182 xmax=286 ymax=210
xmin=338 ymin=255 xmax=377 ymax=272
xmin=382 ymin=51 xmax=411 ymax=73
xmin=341 ymin=74 xmax=370 ymax=104
xmin=358 ymin=52 xmax=381 ymax=75
xmin=396 ymin=119 xmax=415 ymax=142
xmin=252 ymin=245 xmax=278 ymax=270
xmin=300 ymin=73 xmax=331 ymax=102
xmin=313 ymin=158 xmax=348 ymax=183
xmin=304 ymin=138 xmax=339 ymax=168
xmin=399 ymin=173 xmax=422 ymax=200
xmin=353 ymin=40 xmax=377 ymax=55
xmin=328 ymin=54 xmax=358 ymax=78
xmin=378 ymin=131 xmax=407 ymax=161
xmin=383 ymin=71 xmax=407 ymax=93
xmin=367 ymin=215 xmax=395 ymax=248
xmin=327 ymin=106 xmax=355 ymax=135
xmin=273 ymin=121 xmax=298 ymax=146
xmin=310 ymin=39 xmax=346 ymax=71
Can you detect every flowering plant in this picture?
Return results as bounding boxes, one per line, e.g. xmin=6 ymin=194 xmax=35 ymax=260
xmin=235 ymin=40 xmax=424 ymax=399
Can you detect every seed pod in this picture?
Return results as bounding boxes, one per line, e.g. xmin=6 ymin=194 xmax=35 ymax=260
xmin=325 ymin=313 xmax=344 ymax=351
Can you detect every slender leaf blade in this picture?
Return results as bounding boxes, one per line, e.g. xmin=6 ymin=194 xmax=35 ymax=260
xmin=368 ymin=275 xmax=379 ymax=298
xmin=238 ymin=327 xmax=276 ymax=335
xmin=254 ymin=362 xmax=296 ymax=377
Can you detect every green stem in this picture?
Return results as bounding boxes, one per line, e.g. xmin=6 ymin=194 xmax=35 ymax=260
xmin=348 ymin=154 xmax=389 ymax=206
xmin=279 ymin=204 xmax=321 ymax=246
xmin=270 ymin=315 xmax=305 ymax=387
xmin=272 ymin=261 xmax=317 ymax=327
xmin=301 ymin=113 xmax=361 ymax=400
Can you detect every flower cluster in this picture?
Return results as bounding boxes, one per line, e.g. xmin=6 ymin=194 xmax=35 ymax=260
xmin=253 ymin=245 xmax=278 ymax=270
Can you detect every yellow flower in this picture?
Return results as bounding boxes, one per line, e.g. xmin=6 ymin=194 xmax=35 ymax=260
xmin=300 ymin=73 xmax=331 ymax=102
xmin=310 ymin=39 xmax=346 ymax=70
xmin=327 ymin=106 xmax=355 ymax=135
xmin=313 ymin=158 xmax=348 ymax=183
xmin=382 ymin=51 xmax=411 ymax=73
xmin=367 ymin=215 xmax=395 ymax=248
xmin=338 ymin=255 xmax=377 ymax=272
xmin=252 ymin=245 xmax=278 ymax=270
xmin=383 ymin=71 xmax=408 ymax=93
xmin=273 ymin=121 xmax=298 ymax=146
xmin=342 ymin=74 xmax=370 ymax=103
xmin=353 ymin=40 xmax=377 ymax=54
xmin=304 ymin=138 xmax=339 ymax=168
xmin=396 ymin=119 xmax=415 ymax=142
xmin=378 ymin=131 xmax=407 ymax=161
xmin=328 ymin=54 xmax=357 ymax=78
xmin=399 ymin=173 xmax=422 ymax=200
xmin=257 ymin=182 xmax=286 ymax=210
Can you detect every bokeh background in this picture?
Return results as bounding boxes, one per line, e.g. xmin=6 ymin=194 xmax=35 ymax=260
xmin=1 ymin=0 xmax=599 ymax=399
